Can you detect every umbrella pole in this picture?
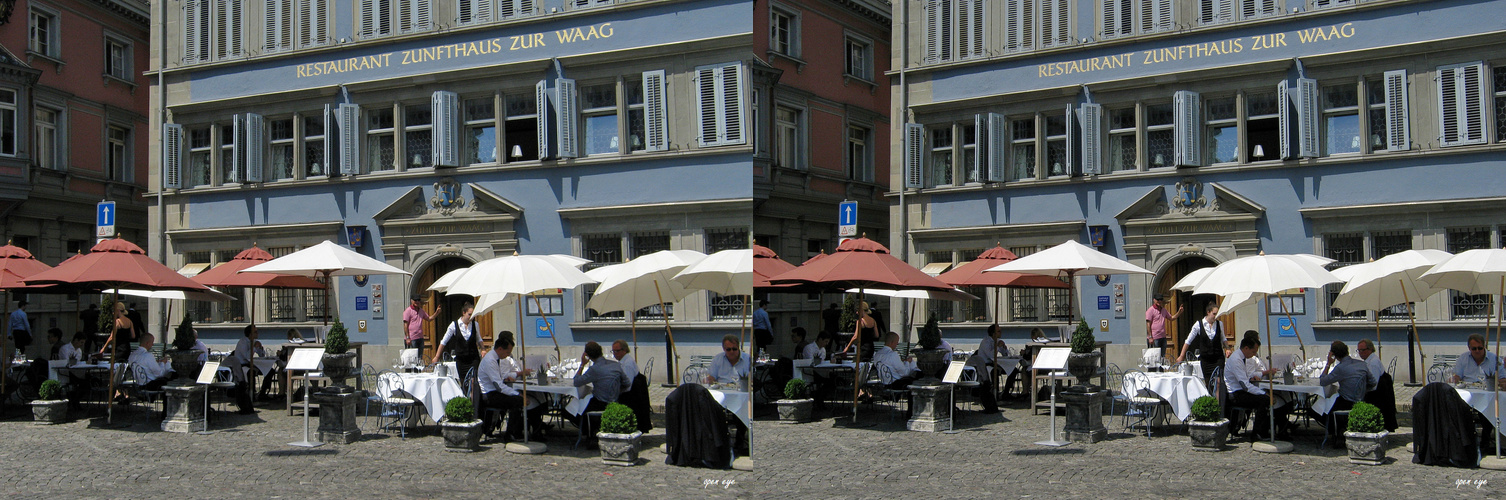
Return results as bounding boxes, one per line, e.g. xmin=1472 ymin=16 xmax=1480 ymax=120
xmin=1265 ymin=293 xmax=1276 ymax=443
xmin=516 ymin=296 xmax=533 ymax=445
xmin=653 ymin=282 xmax=678 ymax=383
xmin=322 ymin=271 xmax=331 ymax=327
xmin=1 ymin=290 xmax=7 ymax=395
xmin=1400 ymin=280 xmax=1426 ymax=383
xmin=1495 ymin=276 xmax=1503 ymax=458
xmin=107 ymin=290 xmax=121 ymax=424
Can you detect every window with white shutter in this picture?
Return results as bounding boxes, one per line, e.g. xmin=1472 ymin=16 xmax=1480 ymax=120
xmin=1239 ymin=0 xmax=1277 ymax=20
xmin=535 ymin=80 xmax=552 ymax=159
xmin=1140 ymin=0 xmax=1172 ymax=33
xmin=264 ymin=0 xmax=292 ymax=53
xmin=1437 ymin=62 xmax=1486 ymax=147
xmin=694 ymin=63 xmax=746 ymax=147
xmin=1199 ymin=0 xmax=1233 ymax=25
xmin=1173 ymin=91 xmax=1202 ymax=167
xmin=924 ymin=0 xmax=943 ymax=63
xmin=222 ymin=116 xmax=242 ymax=184
xmin=184 ymin=0 xmax=210 ymax=63
xmin=1079 ymin=103 xmax=1103 ymax=175
xmin=1381 ymin=70 xmax=1410 ymax=151
xmin=398 ymin=0 xmax=432 ymax=34
xmin=337 ymin=103 xmax=360 ymax=175
xmin=555 ymin=78 xmax=578 ymax=159
xmin=1101 ymin=0 xmax=1131 ymax=39
xmin=299 ymin=0 xmax=330 ymax=48
xmin=985 ymin=112 xmax=1007 ymax=182
xmin=1002 ymin=0 xmax=1032 ymax=53
xmin=1297 ymin=78 xmax=1320 ymax=157
xmin=163 ymin=124 xmax=184 ymax=189
xmin=498 ymin=0 xmax=533 ymax=19
xmin=458 ymin=0 xmax=491 ymax=25
xmin=1311 ymin=0 xmax=1352 ymax=10
xmin=1040 ymin=0 xmax=1071 ymax=48
xmin=244 ymin=113 xmax=265 ymax=182
xmin=957 ymin=0 xmax=984 ymax=59
xmin=904 ymin=123 xmax=924 ymax=188
xmin=642 ymin=71 xmax=667 ymax=152
xmin=432 ymin=91 xmax=460 ymax=166
xmin=215 ymin=0 xmax=244 ymax=60
xmin=357 ymin=0 xmax=392 ymax=39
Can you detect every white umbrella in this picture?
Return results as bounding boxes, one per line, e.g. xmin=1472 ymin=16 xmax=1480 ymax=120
xmin=1334 ymin=249 xmax=1453 ymax=385
xmin=588 ymin=249 xmax=707 ymax=382
xmin=426 ymin=268 xmax=470 ymax=293
xmin=105 ymin=287 xmax=236 ymax=302
xmin=845 ymin=287 xmax=980 ymax=302
xmin=672 ymin=249 xmax=752 ymax=296
xmin=986 ymin=239 xmax=1152 ymax=321
xmin=1173 ymin=267 xmax=1215 ymax=292
xmin=547 ymin=254 xmax=592 ymax=269
xmin=1192 ymin=253 xmax=1343 ymax=448
xmin=439 ymin=253 xmax=597 ymax=453
xmin=1419 ymin=248 xmax=1506 ymax=459
xmin=240 ymin=240 xmax=412 ymax=325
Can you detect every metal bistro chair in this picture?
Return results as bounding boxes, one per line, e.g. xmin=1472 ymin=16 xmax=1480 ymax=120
xmin=1426 ymin=363 xmax=1451 ymax=384
xmin=955 ymin=366 xmax=982 ymax=411
xmin=360 ymin=364 xmax=382 ymax=431
xmin=1120 ymin=369 xmax=1162 ymax=438
xmin=374 ymin=370 xmax=417 ymax=439
xmin=873 ymin=363 xmax=910 ymax=420
xmin=641 ymin=357 xmax=654 ymax=386
xmin=682 ymin=364 xmax=709 ymax=385
xmin=130 ymin=364 xmax=166 ymax=420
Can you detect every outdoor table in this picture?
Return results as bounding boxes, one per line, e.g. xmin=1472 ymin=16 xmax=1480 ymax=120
xmin=1141 ymin=372 xmax=1211 ymax=421
xmin=398 ymin=372 xmax=464 ymax=422
xmin=1270 ymin=383 xmax=1341 ymax=415
xmin=710 ymin=388 xmax=752 ymax=427
xmin=1455 ymin=388 xmax=1506 ymax=437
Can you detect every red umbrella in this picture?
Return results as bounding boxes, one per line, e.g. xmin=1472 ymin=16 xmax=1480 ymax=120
xmin=937 ymin=246 xmax=1071 ymax=289
xmin=767 ymin=236 xmax=952 ymax=419
xmin=194 ymin=247 xmax=328 ymax=289
xmin=753 ymin=244 xmax=798 ymax=290
xmin=0 ymin=244 xmax=53 ymax=286
xmin=23 ymin=237 xmax=215 ymax=423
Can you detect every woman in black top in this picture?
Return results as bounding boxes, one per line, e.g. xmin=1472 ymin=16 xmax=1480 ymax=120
xmin=841 ymin=301 xmax=879 ymax=362
xmin=1175 ymin=303 xmax=1227 ymax=386
xmin=432 ymin=303 xmax=482 ymax=385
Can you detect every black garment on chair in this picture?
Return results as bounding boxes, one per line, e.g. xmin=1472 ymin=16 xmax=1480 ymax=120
xmin=1363 ymin=372 xmax=1399 ymax=432
xmin=621 ymin=373 xmax=654 ymax=433
xmin=664 ymin=383 xmax=729 ymax=469
xmin=1412 ymin=382 xmax=1478 ymax=467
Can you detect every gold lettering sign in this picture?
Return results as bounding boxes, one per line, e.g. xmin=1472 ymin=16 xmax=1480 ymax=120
xmin=295 ymin=23 xmax=615 ymax=79
xmin=1037 ymin=22 xmax=1356 ymax=78
xmin=400 ymin=223 xmax=487 ymax=236
xmin=1145 ymin=223 xmax=1234 ymax=235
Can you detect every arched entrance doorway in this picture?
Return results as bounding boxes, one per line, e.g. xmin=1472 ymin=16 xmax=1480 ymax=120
xmin=1154 ymin=256 xmax=1233 ymax=360
xmin=413 ymin=257 xmax=492 ymax=357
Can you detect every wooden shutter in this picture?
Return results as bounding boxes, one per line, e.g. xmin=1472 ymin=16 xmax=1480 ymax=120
xmin=1079 ymin=103 xmax=1103 ymax=175
xmin=459 ymin=0 xmax=490 ymax=23
xmin=694 ymin=64 xmax=743 ymax=147
xmin=1201 ymin=0 xmax=1232 ymax=24
xmin=1102 ymin=0 xmax=1132 ymax=38
xmin=399 ymin=0 xmax=431 ymax=33
xmin=719 ymin=64 xmax=745 ymax=145
xmin=1278 ymin=82 xmax=1292 ymax=159
xmin=1296 ymin=78 xmax=1319 ymax=157
xmin=642 ymin=70 xmax=667 ymax=152
xmin=1142 ymin=0 xmax=1172 ymax=32
xmin=973 ymin=114 xmax=985 ymax=181
xmin=244 ymin=113 xmax=265 ymax=182
xmin=432 ymin=91 xmax=459 ymax=166
xmin=184 ymin=0 xmax=204 ymax=63
xmin=264 ymin=0 xmax=291 ymax=52
xmin=904 ymin=123 xmax=924 ymax=189
xmin=1438 ymin=62 xmax=1486 ymax=147
xmin=1173 ymin=90 xmax=1202 ymax=167
xmin=959 ymin=0 xmax=984 ymax=59
xmin=357 ymin=0 xmax=377 ymax=38
xmin=924 ymin=0 xmax=941 ymax=63
xmin=1383 ymin=70 xmax=1410 ymax=152
xmin=1003 ymin=0 xmax=1031 ymax=52
xmin=535 ymin=80 xmax=551 ymax=159
xmin=985 ymin=112 xmax=1006 ymax=182
xmin=300 ymin=0 xmax=329 ymax=47
xmin=163 ymin=124 xmax=183 ymax=189
xmin=1063 ymin=105 xmax=1078 ymax=174
xmin=321 ymin=104 xmax=333 ymax=175
xmin=215 ymin=0 xmax=244 ymax=58
xmin=695 ymin=67 xmax=716 ymax=146
xmin=1041 ymin=0 xmax=1071 ymax=48
xmin=555 ymin=78 xmax=578 ymax=159
xmin=337 ymin=103 xmax=360 ymax=175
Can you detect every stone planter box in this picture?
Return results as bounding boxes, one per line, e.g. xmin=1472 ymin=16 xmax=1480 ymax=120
xmin=1067 ymin=352 xmax=1102 ymax=391
xmin=776 ymin=398 xmax=813 ymax=423
xmin=321 ymin=352 xmax=358 ymax=390
xmin=442 ymin=419 xmax=483 ymax=452
xmin=31 ymin=400 xmax=67 ymax=424
xmin=167 ymin=349 xmax=203 ymax=383
xmin=1188 ymin=419 xmax=1230 ymax=451
xmin=598 ymin=431 xmax=642 ymax=466
xmin=1344 ymin=430 xmax=1388 ymax=465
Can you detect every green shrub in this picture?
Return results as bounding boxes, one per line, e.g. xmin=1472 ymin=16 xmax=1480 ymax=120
xmin=1070 ymin=319 xmax=1096 ymax=354
xmin=324 ymin=318 xmax=350 ymax=354
xmin=784 ymin=378 xmax=809 ymax=400
xmin=600 ymin=402 xmax=636 ymax=434
xmin=918 ymin=313 xmax=942 ymax=350
xmin=172 ymin=313 xmax=197 ymax=351
xmin=97 ymin=295 xmax=117 ymax=334
xmin=1347 ymin=401 xmax=1384 ymax=433
xmin=38 ymin=379 xmax=63 ymax=401
xmin=1190 ymin=395 xmax=1222 ymax=422
xmin=444 ymin=396 xmax=475 ymax=422
xmin=839 ymin=295 xmax=859 ymax=335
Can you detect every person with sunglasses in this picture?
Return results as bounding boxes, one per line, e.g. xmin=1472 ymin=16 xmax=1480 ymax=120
xmin=1451 ymin=333 xmax=1505 ymax=387
xmin=706 ymin=334 xmax=750 ymax=385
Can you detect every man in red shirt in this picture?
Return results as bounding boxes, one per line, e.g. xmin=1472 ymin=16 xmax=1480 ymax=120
xmin=403 ymin=295 xmax=439 ymax=359
xmin=1145 ymin=293 xmax=1182 ymax=359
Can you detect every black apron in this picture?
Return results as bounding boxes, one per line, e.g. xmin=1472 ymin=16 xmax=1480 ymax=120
xmin=1187 ymin=320 xmax=1224 ymax=385
xmin=447 ymin=320 xmax=481 ymax=365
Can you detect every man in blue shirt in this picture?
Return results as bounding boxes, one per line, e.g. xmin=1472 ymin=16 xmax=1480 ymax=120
xmin=752 ymin=300 xmax=772 ymax=356
xmin=707 ymin=334 xmax=750 ymax=384
xmin=9 ymin=299 xmax=32 ymax=359
xmin=1452 ymin=333 xmax=1503 ymax=385
xmin=574 ymin=341 xmax=630 ymax=436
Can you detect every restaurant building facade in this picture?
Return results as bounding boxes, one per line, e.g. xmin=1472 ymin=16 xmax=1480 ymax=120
xmin=892 ymin=0 xmax=1506 ymax=379
xmin=149 ymin=0 xmax=754 ymax=371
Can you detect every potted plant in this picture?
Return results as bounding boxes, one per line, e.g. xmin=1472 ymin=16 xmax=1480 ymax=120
xmin=321 ymin=318 xmax=357 ymax=389
xmin=597 ymin=402 xmax=642 ymax=466
xmin=1187 ymin=395 xmax=1229 ymax=451
xmin=441 ymin=396 xmax=483 ymax=452
xmin=31 ymin=379 xmax=67 ymax=424
xmin=913 ymin=314 xmax=949 ymax=380
xmin=1344 ymin=401 xmax=1388 ymax=465
xmin=167 ymin=314 xmax=202 ymax=382
xmin=777 ymin=378 xmax=814 ymax=423
xmin=1066 ymin=320 xmax=1102 ymax=390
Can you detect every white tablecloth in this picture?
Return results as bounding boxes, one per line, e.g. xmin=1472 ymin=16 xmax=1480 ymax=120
xmin=1270 ymin=383 xmax=1340 ymax=415
xmin=399 ymin=373 xmax=465 ymax=422
xmin=1141 ymin=373 xmax=1211 ymax=421
xmin=711 ymin=389 xmax=751 ymax=427
xmin=1458 ymin=389 xmax=1506 ymax=437
xmin=516 ymin=383 xmax=590 ymax=415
